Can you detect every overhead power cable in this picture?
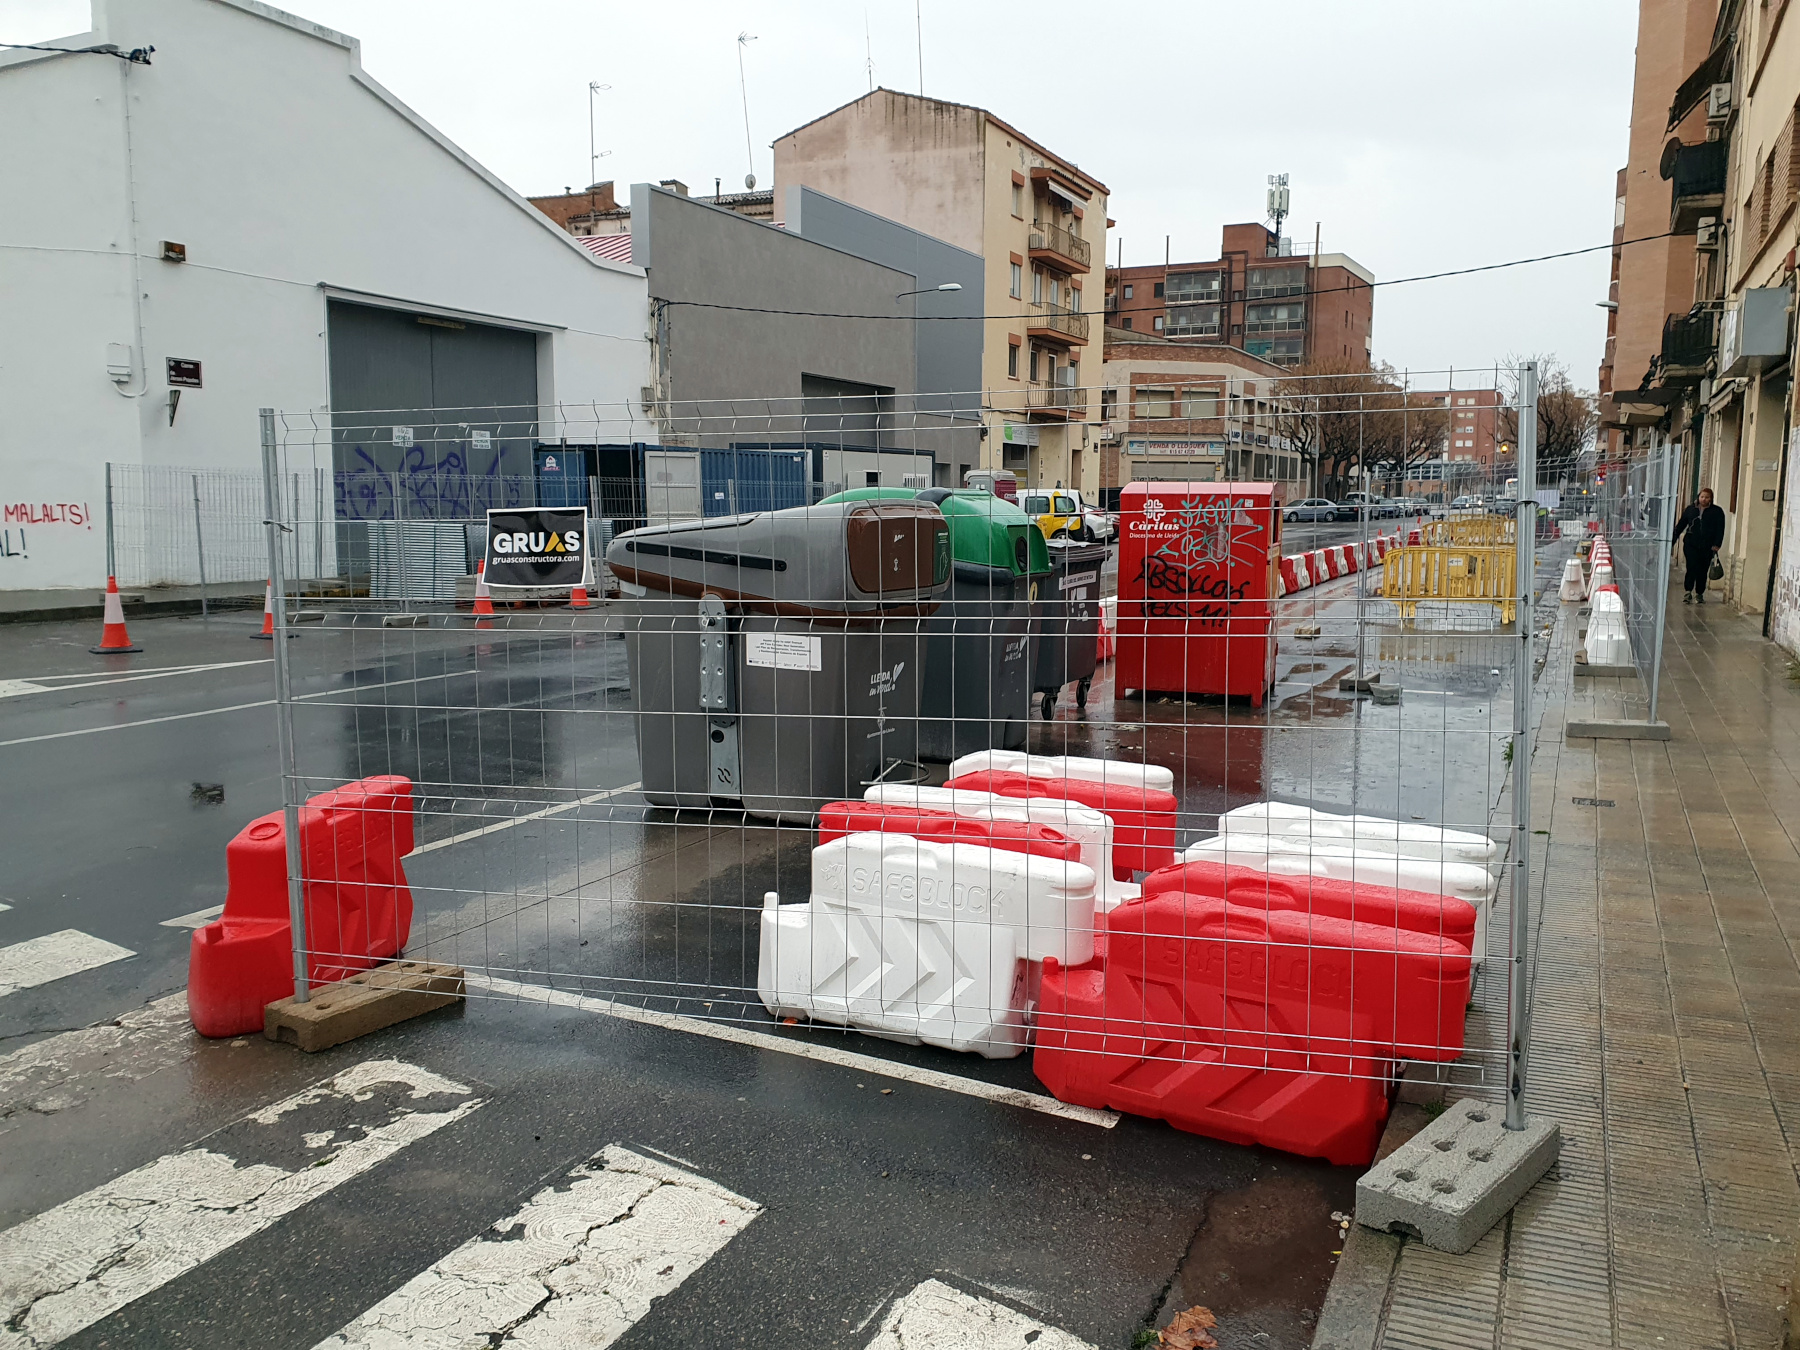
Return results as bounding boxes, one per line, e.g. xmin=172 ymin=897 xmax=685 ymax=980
xmin=1 ymin=41 xmax=153 ymax=62
xmin=656 ymin=230 xmax=1677 ymax=322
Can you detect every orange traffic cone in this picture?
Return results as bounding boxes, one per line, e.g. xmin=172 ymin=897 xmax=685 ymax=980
xmin=567 ymin=559 xmax=594 ymax=610
xmin=90 ymin=575 xmax=141 ymax=654
xmin=250 ymin=579 xmax=275 ymax=639
xmin=472 ymin=558 xmax=495 ymax=627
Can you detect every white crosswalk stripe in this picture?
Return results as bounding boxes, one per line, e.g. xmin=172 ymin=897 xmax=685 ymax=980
xmin=159 ymin=904 xmax=225 ymax=929
xmin=864 ymin=1279 xmax=1097 ymax=1349
xmin=0 ymin=930 xmax=133 ymax=998
xmin=316 ymin=1145 xmax=760 ymax=1348
xmin=0 ymin=1059 xmax=482 ymax=1348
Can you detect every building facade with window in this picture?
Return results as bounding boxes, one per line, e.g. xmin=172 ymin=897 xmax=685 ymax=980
xmin=1105 ymin=223 xmax=1374 ymax=369
xmin=773 ymin=89 xmax=1109 ymax=494
xmin=528 ymin=179 xmax=775 ymax=243
xmin=1098 ymin=333 xmax=1302 ymax=503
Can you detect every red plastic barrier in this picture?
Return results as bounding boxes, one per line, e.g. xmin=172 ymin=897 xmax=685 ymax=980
xmin=816 ymin=802 xmax=1080 ymax=863
xmin=1279 ymin=556 xmax=1308 ymax=594
xmin=188 ymin=776 xmax=416 ymax=1038
xmin=1037 ymin=956 xmax=1391 ymax=1165
xmin=1032 ymin=895 xmax=1472 ymax=1163
xmin=1141 ymin=858 xmax=1476 ymax=950
xmin=1309 ymin=548 xmax=1332 ymax=580
xmin=1594 ymin=583 xmax=1620 ymax=594
xmin=946 ymin=770 xmax=1176 ymax=879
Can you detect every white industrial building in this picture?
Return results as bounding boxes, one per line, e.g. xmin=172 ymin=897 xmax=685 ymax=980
xmin=0 ymin=0 xmax=650 ymax=593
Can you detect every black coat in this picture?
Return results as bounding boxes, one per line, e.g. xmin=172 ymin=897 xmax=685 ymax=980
xmin=1673 ymin=502 xmax=1725 ymax=558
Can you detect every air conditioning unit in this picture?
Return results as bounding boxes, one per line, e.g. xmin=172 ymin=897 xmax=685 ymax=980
xmin=1697 ymin=218 xmax=1719 ymax=247
xmin=1708 ymin=83 xmax=1732 ymax=120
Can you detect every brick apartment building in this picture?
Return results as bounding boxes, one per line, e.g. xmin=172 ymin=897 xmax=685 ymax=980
xmin=528 ymin=179 xmax=773 ymax=240
xmin=1399 ymin=387 xmax=1503 ymax=498
xmin=1105 ymin=223 xmax=1374 ymax=369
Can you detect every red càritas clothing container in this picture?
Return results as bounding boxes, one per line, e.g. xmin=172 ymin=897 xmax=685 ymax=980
xmin=1115 ymin=482 xmax=1282 ymax=706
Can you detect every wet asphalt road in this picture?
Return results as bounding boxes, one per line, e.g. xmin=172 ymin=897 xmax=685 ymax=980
xmin=0 ymin=561 xmax=1538 ymax=1348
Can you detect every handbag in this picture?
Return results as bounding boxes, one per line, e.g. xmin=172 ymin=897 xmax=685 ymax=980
xmin=1709 ymin=557 xmax=1724 ymax=582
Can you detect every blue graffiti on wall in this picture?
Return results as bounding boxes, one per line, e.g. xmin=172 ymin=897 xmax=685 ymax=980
xmin=334 ymin=440 xmax=531 ymax=521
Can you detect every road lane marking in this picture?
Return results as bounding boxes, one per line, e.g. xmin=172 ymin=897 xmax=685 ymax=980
xmin=316 ymin=1144 xmax=758 ymax=1348
xmin=159 ymin=905 xmax=225 ymax=929
xmin=0 ymin=993 xmax=192 ymax=1133
xmin=0 ymin=1059 xmax=481 ymax=1347
xmin=467 ymin=974 xmax=1120 ymax=1130
xmin=0 ymin=931 xmax=135 ymax=998
xmin=865 ymin=1279 xmax=1096 ymax=1349
xmin=5 ymin=661 xmax=269 ymax=697
xmin=0 ymin=667 xmax=609 ymax=749
xmin=408 ymin=782 xmax=644 ymax=857
xmin=0 ymin=700 xmax=277 ymax=748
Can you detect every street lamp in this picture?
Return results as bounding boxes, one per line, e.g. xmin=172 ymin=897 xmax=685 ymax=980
xmin=895 ymin=282 xmax=963 ymax=301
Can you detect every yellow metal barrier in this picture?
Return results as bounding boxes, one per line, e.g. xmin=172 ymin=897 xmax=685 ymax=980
xmin=1381 ymin=545 xmax=1517 ymax=623
xmin=1421 ymin=514 xmax=1517 ymax=547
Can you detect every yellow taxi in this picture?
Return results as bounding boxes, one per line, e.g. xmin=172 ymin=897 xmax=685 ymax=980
xmin=1018 ymin=489 xmax=1089 ymax=540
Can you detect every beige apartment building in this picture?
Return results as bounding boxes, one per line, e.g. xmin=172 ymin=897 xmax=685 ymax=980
xmin=1098 ymin=333 xmax=1303 ymax=501
xmin=774 ymin=89 xmax=1109 ymax=495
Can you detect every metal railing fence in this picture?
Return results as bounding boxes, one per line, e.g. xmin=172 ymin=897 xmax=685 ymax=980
xmin=225 ymin=371 xmax=1551 ymax=1158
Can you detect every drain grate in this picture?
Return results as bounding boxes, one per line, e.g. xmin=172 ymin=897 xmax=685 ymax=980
xmin=1571 ymin=797 xmax=1615 ymax=807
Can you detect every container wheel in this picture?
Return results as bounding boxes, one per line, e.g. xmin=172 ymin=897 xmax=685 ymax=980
xmin=1040 ymin=690 xmax=1056 ymax=719
xmin=1076 ymin=677 xmax=1091 ymax=709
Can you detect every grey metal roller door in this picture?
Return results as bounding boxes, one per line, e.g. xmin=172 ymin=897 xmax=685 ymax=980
xmin=325 ymin=300 xmax=540 ymax=585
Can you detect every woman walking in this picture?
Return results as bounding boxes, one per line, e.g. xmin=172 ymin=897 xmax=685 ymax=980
xmin=1671 ymin=487 xmax=1726 ymax=603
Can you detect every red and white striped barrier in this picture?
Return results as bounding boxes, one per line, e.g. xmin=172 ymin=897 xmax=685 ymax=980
xmin=1275 ymin=532 xmax=1401 ymax=598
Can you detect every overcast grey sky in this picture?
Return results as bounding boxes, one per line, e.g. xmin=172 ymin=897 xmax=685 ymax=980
xmin=13 ymin=0 xmax=1641 ymax=389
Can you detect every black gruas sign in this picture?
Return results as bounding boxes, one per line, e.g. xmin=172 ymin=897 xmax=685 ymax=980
xmin=484 ymin=508 xmax=588 ymax=589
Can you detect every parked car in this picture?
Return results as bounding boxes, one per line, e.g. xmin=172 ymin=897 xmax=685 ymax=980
xmin=1284 ymin=498 xmax=1339 ymax=523
xmin=1335 ymin=492 xmax=1384 ymax=521
xmin=1449 ymin=494 xmax=1475 ymax=510
xmin=1062 ymin=488 xmax=1116 ymax=541
xmin=1019 ymin=489 xmax=1091 ymax=540
xmin=1490 ymin=497 xmax=1518 ymax=516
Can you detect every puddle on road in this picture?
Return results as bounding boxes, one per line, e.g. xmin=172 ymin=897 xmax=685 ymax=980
xmin=1158 ymin=1164 xmax=1355 ymax=1350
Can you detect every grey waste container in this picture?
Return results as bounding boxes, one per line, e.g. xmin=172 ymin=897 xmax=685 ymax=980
xmin=607 ymin=500 xmax=949 ymax=823
xmin=900 ymin=488 xmax=1050 ymax=761
xmin=1032 ymin=537 xmax=1109 ymax=717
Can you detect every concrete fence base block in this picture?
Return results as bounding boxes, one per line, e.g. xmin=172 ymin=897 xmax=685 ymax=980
xmin=1572 ymin=661 xmax=1635 ymax=678
xmin=1565 ymin=718 xmax=1672 ymax=740
xmin=1355 ymin=1098 xmax=1561 ymax=1253
xmin=265 ymin=960 xmax=465 ymax=1053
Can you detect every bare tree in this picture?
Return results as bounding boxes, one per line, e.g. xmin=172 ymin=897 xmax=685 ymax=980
xmin=1273 ymin=359 xmax=1449 ymax=497
xmin=1497 ymin=356 xmax=1599 ymax=482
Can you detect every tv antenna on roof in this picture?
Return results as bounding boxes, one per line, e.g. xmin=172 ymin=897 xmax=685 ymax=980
xmin=737 ymin=33 xmax=758 ymax=190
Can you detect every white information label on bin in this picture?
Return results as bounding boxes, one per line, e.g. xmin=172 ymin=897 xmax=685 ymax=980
xmin=1059 ymin=570 xmax=1098 ymax=591
xmin=745 ymin=632 xmax=822 ymax=671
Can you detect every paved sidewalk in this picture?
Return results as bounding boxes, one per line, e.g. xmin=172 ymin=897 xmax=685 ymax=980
xmin=1317 ymin=588 xmax=1800 ymax=1349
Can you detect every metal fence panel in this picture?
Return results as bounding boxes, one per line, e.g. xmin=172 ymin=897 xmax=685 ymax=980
xmin=234 ymin=376 xmax=1549 ymax=1164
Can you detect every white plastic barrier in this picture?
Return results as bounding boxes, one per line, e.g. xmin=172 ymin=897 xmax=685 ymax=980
xmin=865 ymin=783 xmax=1138 ymax=910
xmin=1591 ymin=563 xmax=1614 ymax=591
xmin=1180 ymin=833 xmax=1495 ymax=961
xmin=1218 ymin=801 xmax=1498 ymax=865
xmin=758 ymin=833 xmax=1097 ymax=1057
xmin=947 ymin=750 xmax=1175 ymax=795
xmin=1585 ymin=590 xmax=1632 ymax=666
xmin=1292 ymin=555 xmax=1313 ymax=589
xmin=1558 ymin=557 xmax=1587 ymax=602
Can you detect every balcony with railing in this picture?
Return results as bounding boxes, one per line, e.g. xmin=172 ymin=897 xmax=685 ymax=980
xmin=1665 ymin=138 xmax=1728 ymax=233
xmin=1027 ymin=383 xmax=1087 ymax=418
xmin=1029 ymin=219 xmax=1091 ymax=273
xmin=1650 ymin=308 xmax=1716 ymax=387
xmin=1026 ymin=304 xmax=1090 ymax=345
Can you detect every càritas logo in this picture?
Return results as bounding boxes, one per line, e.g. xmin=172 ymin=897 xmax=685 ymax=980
xmin=1143 ymin=497 xmax=1167 ymax=524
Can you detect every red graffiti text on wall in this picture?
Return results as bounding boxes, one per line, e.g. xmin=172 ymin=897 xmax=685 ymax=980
xmin=4 ymin=502 xmax=90 ymax=527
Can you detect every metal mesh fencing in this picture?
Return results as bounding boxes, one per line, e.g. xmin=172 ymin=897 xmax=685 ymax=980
xmin=1590 ymin=441 xmax=1680 ymax=718
xmin=234 ymin=369 xmax=1553 ymax=1157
